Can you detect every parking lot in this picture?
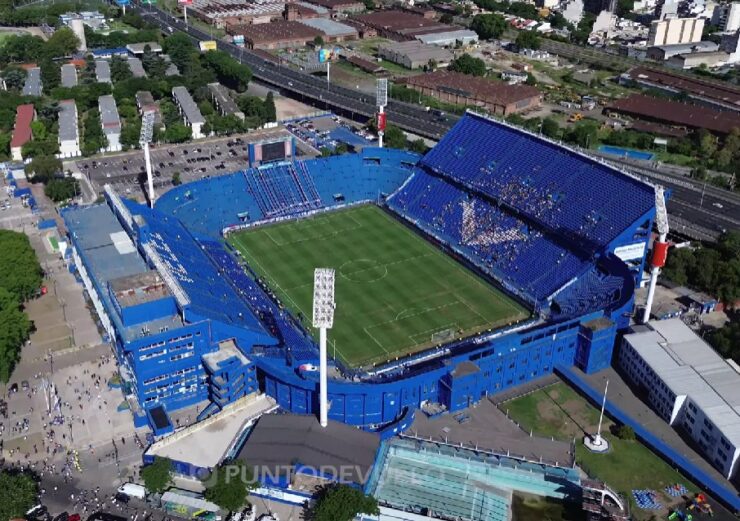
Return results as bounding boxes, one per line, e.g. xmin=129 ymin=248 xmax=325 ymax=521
xmin=284 ymin=114 xmax=375 ymax=152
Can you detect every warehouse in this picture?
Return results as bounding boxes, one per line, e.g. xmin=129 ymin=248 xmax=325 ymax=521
xmin=22 ymin=67 xmax=42 ymax=97
xmin=298 ymin=18 xmax=358 ymax=42
xmin=95 ymin=60 xmax=111 ymax=84
xmin=351 ymin=10 xmax=458 ymax=41
xmin=400 ymin=70 xmax=541 ymax=115
xmin=61 ymin=63 xmax=78 ymax=88
xmin=127 ymin=57 xmax=148 ymax=78
xmin=303 ymin=0 xmax=365 ymax=14
xmin=618 ymin=319 xmax=740 ymax=481
xmin=98 ymin=95 xmax=122 ymax=152
xmin=10 ymin=104 xmax=35 ymax=161
xmin=645 ymin=41 xmax=718 ymax=61
xmin=58 ymin=100 xmax=81 ymax=158
xmin=378 ymin=40 xmax=453 ymax=69
xmin=194 ymin=0 xmax=284 ymax=27
xmin=172 ymin=86 xmax=206 ymax=139
xmin=415 ymin=29 xmax=478 ymax=46
xmin=208 ymin=83 xmax=245 ymax=121
xmin=235 ymin=20 xmax=322 ymax=49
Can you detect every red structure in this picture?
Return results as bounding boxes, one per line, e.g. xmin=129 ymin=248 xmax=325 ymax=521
xmin=10 ymin=104 xmax=35 ymax=161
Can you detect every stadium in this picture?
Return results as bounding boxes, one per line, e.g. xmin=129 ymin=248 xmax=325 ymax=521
xmin=63 ymin=111 xmax=658 ymax=434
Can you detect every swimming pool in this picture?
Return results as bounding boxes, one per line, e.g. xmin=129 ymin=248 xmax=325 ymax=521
xmin=367 ymin=439 xmax=581 ymax=521
xmin=598 ymin=145 xmax=655 ymax=161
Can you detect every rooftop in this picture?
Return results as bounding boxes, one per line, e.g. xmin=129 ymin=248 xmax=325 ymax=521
xmin=61 ymin=63 xmax=78 ymax=88
xmin=352 ymin=10 xmax=455 ymax=37
xmin=10 ymin=104 xmax=35 ymax=150
xmin=304 ymin=0 xmax=363 ymax=8
xmin=207 ymin=83 xmax=242 ymax=117
xmin=625 ymin=66 xmax=740 ymax=109
xmin=22 ymin=67 xmax=42 ymax=96
xmin=625 ymin=318 xmax=740 ymax=443
xmin=402 ymin=70 xmax=541 ymax=106
xmin=202 ymin=339 xmax=249 ymax=370
xmin=58 ymin=100 xmax=79 ymax=143
xmin=95 ymin=59 xmax=111 ymax=83
xmin=415 ymin=29 xmax=478 ymax=45
xmin=379 ymin=40 xmax=453 ymax=62
xmin=127 ymin=57 xmax=147 ymax=78
xmin=238 ymin=20 xmax=321 ymax=43
xmin=110 ymin=271 xmax=172 ymax=307
xmin=298 ymin=17 xmax=358 ymax=37
xmin=172 ymin=86 xmax=205 ymax=125
xmin=606 ymin=93 xmax=740 ymax=135
xmin=126 ymin=42 xmax=163 ymax=54
xmin=98 ymin=95 xmax=121 ymax=135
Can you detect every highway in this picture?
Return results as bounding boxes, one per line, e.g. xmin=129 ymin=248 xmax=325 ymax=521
xmin=133 ymin=1 xmax=738 ymax=241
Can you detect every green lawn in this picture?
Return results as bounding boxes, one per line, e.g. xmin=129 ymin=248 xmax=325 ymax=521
xmin=505 ymin=383 xmax=698 ymax=519
xmin=229 ymin=205 xmax=529 ymax=368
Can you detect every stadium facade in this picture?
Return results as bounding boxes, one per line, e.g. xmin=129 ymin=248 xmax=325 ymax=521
xmin=63 ymin=112 xmax=658 ymax=433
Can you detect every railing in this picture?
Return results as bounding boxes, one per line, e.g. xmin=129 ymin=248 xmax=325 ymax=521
xmin=142 ymin=242 xmax=190 ymax=307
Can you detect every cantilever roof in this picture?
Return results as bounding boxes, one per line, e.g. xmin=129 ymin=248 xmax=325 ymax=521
xmin=172 ymin=86 xmax=205 ymax=125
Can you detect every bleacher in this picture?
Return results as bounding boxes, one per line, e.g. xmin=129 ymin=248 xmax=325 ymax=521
xmin=244 ymin=162 xmax=323 ymax=218
xmin=420 ymin=113 xmax=655 ymax=250
xmin=550 ymin=266 xmax=625 ymax=319
xmin=388 ymin=169 xmax=589 ymax=302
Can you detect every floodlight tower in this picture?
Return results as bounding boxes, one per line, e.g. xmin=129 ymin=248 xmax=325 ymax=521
xmin=643 ymin=187 xmax=669 ymax=323
xmin=139 ymin=110 xmax=156 ymax=208
xmin=312 ymin=268 xmax=335 ymax=428
xmin=376 ymin=78 xmax=387 ymax=148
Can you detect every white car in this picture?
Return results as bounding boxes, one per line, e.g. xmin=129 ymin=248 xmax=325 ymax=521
xmin=713 ymin=202 xmax=724 ymax=209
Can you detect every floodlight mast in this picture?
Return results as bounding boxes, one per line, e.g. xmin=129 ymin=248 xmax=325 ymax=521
xmin=139 ymin=110 xmax=156 ymax=208
xmin=643 ymin=187 xmax=669 ymax=323
xmin=312 ymin=268 xmax=335 ymax=428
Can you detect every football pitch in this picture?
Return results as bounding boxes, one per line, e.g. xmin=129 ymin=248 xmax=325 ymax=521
xmin=229 ymin=205 xmax=529 ymax=368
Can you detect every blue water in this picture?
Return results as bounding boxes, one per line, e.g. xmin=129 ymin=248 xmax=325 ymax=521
xmin=368 ymin=439 xmax=581 ymax=521
xmin=598 ymin=145 xmax=655 ymax=161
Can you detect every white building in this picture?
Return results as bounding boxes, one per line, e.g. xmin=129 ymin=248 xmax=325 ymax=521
xmin=172 ymin=86 xmax=205 ymax=139
xmin=58 ymin=100 xmax=81 ymax=158
xmin=712 ymin=2 xmax=740 ymax=32
xmin=648 ymin=17 xmax=705 ymax=45
xmin=98 ymin=95 xmax=122 ymax=152
xmin=720 ymin=29 xmax=740 ymax=62
xmin=69 ymin=18 xmax=87 ymax=52
xmin=618 ymin=319 xmax=740 ymax=481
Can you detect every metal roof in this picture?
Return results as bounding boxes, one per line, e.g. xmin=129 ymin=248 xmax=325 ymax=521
xmin=98 ymin=95 xmax=121 ymax=135
xmin=126 ymin=42 xmax=163 ymax=54
xmin=95 ymin=59 xmax=111 ymax=83
xmin=58 ymin=100 xmax=79 ymax=143
xmin=160 ymin=54 xmax=180 ymax=76
xmin=298 ymin=17 xmax=358 ymax=37
xmin=172 ymin=86 xmax=205 ymax=125
xmin=624 ymin=319 xmax=740 ymax=444
xmin=127 ymin=57 xmax=147 ymax=78
xmin=61 ymin=64 xmax=78 ymax=88
xmin=415 ymin=29 xmax=479 ymax=45
xmin=22 ymin=67 xmax=42 ymax=96
xmin=207 ymin=82 xmax=241 ymax=117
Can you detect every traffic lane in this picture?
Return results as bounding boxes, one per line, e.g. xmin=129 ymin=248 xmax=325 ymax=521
xmin=662 ymin=181 xmax=740 ymax=228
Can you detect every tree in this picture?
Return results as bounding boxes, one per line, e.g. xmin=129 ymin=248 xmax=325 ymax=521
xmin=163 ymin=123 xmax=192 ymax=143
xmin=313 ymin=35 xmax=324 ymax=47
xmin=690 ymin=166 xmax=707 ymax=181
xmin=30 ymin=120 xmax=47 ymax=141
xmin=362 ymin=0 xmax=374 ymax=10
xmin=409 ymin=138 xmax=429 ymax=154
xmin=470 ymin=13 xmax=507 ymax=40
xmin=201 ymin=50 xmax=252 ymax=92
xmin=440 ymin=13 xmax=454 ymax=23
xmin=42 ymin=27 xmax=79 ymax=59
xmin=40 ymin=58 xmax=61 ymax=90
xmin=516 ymin=30 xmax=541 ymax=50
xmin=203 ymin=462 xmax=256 ymax=512
xmin=541 ymin=117 xmax=561 ymax=139
xmin=111 ymin=55 xmax=133 ymax=82
xmin=25 ymin=155 xmax=62 ymax=183
xmin=44 ymin=178 xmax=78 ymax=202
xmin=615 ymin=424 xmax=635 ymax=440
xmin=661 ymin=246 xmax=694 ymax=287
xmin=263 ymin=91 xmax=276 ymax=123
xmin=172 ymin=172 xmax=182 ymax=186
xmin=565 ymin=120 xmax=598 ymax=148
xmin=525 ymin=72 xmax=537 ymax=86
xmin=309 ymin=484 xmax=379 ymax=521
xmin=2 ymin=66 xmax=27 ymax=91
xmin=141 ymin=457 xmax=173 ymax=494
xmin=448 ymin=54 xmax=486 ymax=76
xmin=0 ymin=469 xmax=38 ymax=520
xmin=383 ymin=125 xmax=407 ymax=149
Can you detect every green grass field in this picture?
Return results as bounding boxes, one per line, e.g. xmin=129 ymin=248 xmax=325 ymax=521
xmin=229 ymin=205 xmax=529 ymax=368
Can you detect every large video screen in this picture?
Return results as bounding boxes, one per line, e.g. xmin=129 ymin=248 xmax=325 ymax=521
xmin=262 ymin=141 xmax=287 ymax=162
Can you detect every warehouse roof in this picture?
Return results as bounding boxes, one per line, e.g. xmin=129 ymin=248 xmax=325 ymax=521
xmin=380 ymin=40 xmax=453 ymax=63
xmin=239 ymin=20 xmax=321 ymax=44
xmin=353 ymin=10 xmax=455 ymax=36
xmin=402 ymin=70 xmax=541 ymax=106
xmin=415 ymin=29 xmax=478 ymax=45
xmin=127 ymin=57 xmax=147 ymax=78
xmin=95 ymin=59 xmax=111 ymax=83
xmin=304 ymin=0 xmax=363 ymax=8
xmin=624 ymin=319 xmax=740 ymax=443
xmin=61 ymin=63 xmax=78 ymax=88
xmin=649 ymin=41 xmax=718 ymax=55
xmin=298 ymin=17 xmax=358 ymax=37
xmin=22 ymin=67 xmax=42 ymax=96
xmin=172 ymin=86 xmax=205 ymax=125
xmin=98 ymin=95 xmax=121 ymax=135
xmin=606 ymin=94 xmax=740 ymax=135
xmin=58 ymin=100 xmax=79 ymax=143
xmin=625 ymin=66 xmax=740 ymax=109
xmin=10 ymin=104 xmax=35 ymax=150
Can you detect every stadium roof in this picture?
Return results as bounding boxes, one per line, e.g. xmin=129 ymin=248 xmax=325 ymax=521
xmin=606 ymin=94 xmax=740 ymax=135
xmin=61 ymin=63 xmax=78 ymax=88
xmin=10 ymin=104 xmax=34 ymax=150
xmin=624 ymin=319 xmax=740 ymax=444
xmin=402 ymin=70 xmax=540 ymax=107
xmin=237 ymin=413 xmax=380 ymax=484
xmin=98 ymin=95 xmax=121 ymax=135
xmin=298 ymin=17 xmax=358 ymax=37
xmin=624 ymin=66 xmax=740 ymax=111
xmin=58 ymin=100 xmax=79 ymax=143
xmin=95 ymin=59 xmax=111 ymax=83
xmin=172 ymin=86 xmax=205 ymax=125
xmin=127 ymin=57 xmax=147 ymax=78
xmin=22 ymin=67 xmax=42 ymax=96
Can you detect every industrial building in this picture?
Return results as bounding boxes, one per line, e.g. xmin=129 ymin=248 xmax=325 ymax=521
xmin=647 ymin=17 xmax=704 ymax=46
xmin=10 ymin=104 xmax=35 ymax=162
xmin=233 ymin=20 xmax=322 ymax=49
xmin=666 ymin=51 xmax=728 ymax=69
xmin=98 ymin=95 xmax=122 ymax=153
xmin=303 ymin=0 xmax=365 ymax=14
xmin=172 ymin=86 xmax=205 ymax=139
xmin=400 ymin=71 xmax=541 ymax=116
xmin=646 ymin=41 xmax=719 ymax=61
xmin=712 ymin=2 xmax=740 ymax=32
xmin=619 ymin=66 xmax=740 ymax=113
xmin=415 ymin=29 xmax=478 ymax=46
xmin=605 ymin=94 xmax=740 ymax=136
xmin=95 ymin=59 xmax=112 ymax=84
xmin=207 ymin=83 xmax=245 ymax=121
xmin=61 ymin=63 xmax=78 ymax=87
xmin=297 ymin=18 xmax=358 ymax=41
xmin=378 ymin=40 xmax=453 ymax=69
xmin=351 ymin=10 xmax=461 ymax=41
xmin=127 ymin=57 xmax=147 ymax=78
xmin=58 ymin=100 xmax=82 ymax=159
xmin=191 ymin=0 xmax=285 ymax=28
xmin=618 ymin=319 xmax=740 ymax=480
xmin=22 ymin=67 xmax=42 ymax=97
